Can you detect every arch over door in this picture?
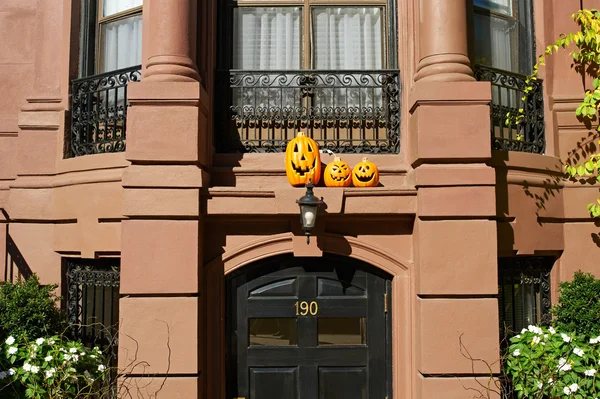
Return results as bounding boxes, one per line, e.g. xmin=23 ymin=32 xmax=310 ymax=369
xmin=227 ymin=254 xmax=392 ymax=399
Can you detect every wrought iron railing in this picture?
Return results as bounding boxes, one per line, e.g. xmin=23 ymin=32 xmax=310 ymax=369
xmin=4 ymin=233 xmax=33 ymax=282
xmin=69 ymin=65 xmax=141 ymax=158
xmin=474 ymin=65 xmax=545 ymax=154
xmin=65 ymin=258 xmax=120 ymax=361
xmin=216 ymin=70 xmax=401 ymax=154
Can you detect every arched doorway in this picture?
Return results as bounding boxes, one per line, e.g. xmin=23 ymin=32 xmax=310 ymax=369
xmin=226 ymin=254 xmax=392 ymax=399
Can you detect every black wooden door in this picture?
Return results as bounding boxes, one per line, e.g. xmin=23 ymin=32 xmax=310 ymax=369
xmin=227 ymin=255 xmax=392 ymax=399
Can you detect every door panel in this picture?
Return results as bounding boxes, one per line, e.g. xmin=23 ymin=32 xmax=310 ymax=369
xmin=228 ymin=255 xmax=391 ymax=399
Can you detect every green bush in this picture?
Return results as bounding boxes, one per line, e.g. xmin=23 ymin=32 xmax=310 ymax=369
xmin=0 ymin=276 xmax=67 ymax=342
xmin=551 ymin=271 xmax=600 ymax=337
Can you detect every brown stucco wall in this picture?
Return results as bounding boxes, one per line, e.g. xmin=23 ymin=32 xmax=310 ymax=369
xmin=0 ymin=0 xmax=599 ymax=398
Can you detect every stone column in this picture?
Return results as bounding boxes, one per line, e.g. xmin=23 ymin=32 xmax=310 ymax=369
xmin=119 ymin=1 xmax=207 ymax=397
xmin=143 ymin=0 xmax=200 ymax=82
xmin=414 ymin=0 xmax=474 ymax=82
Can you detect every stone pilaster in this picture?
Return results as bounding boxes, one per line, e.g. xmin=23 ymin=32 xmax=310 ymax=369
xmin=119 ymin=1 xmax=206 ymax=397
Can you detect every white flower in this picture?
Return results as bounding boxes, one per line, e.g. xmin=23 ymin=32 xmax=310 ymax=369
xmin=47 ymin=338 xmax=55 ymax=345
xmin=63 ymin=353 xmax=71 ymax=361
xmin=22 ymin=363 xmax=31 ymax=372
xmin=532 ymin=336 xmax=541 ymax=345
xmin=574 ymin=347 xmax=584 ymax=357
xmin=548 ymin=327 xmax=556 ymax=334
xmin=44 ymin=355 xmax=52 ymax=362
xmin=569 ymin=383 xmax=578 ymax=393
xmin=35 ymin=338 xmax=44 ymax=346
xmin=90 ymin=354 xmax=97 ymax=359
xmin=0 ymin=371 xmax=7 ymax=379
xmin=8 ymin=346 xmax=17 ymax=355
xmin=30 ymin=366 xmax=39 ymax=374
xmin=564 ymin=386 xmax=572 ymax=395
xmin=515 ymin=334 xmax=521 ymax=339
xmin=585 ymin=369 xmax=597 ymax=376
xmin=8 ymin=368 xmax=15 ymax=376
xmin=561 ymin=333 xmax=572 ymax=342
xmin=69 ymin=347 xmax=78 ymax=354
xmin=29 ymin=352 xmax=36 ymax=359
xmin=45 ymin=368 xmax=56 ymax=378
xmin=72 ymin=354 xmax=79 ymax=362
xmin=5 ymin=336 xmax=15 ymax=345
xmin=537 ymin=382 xmax=543 ymax=389
xmin=558 ymin=358 xmax=572 ymax=372
xmin=513 ymin=349 xmax=521 ymax=356
xmin=98 ymin=364 xmax=106 ymax=372
xmin=590 ymin=337 xmax=598 ymax=344
xmin=548 ymin=378 xmax=554 ymax=384
xmin=528 ymin=325 xmax=543 ymax=334
xmin=30 ymin=344 xmax=38 ymax=352
xmin=521 ymin=328 xmax=528 ymax=334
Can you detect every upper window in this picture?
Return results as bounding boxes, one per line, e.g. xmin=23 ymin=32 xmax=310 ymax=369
xmin=79 ymin=0 xmax=143 ymax=76
xmin=473 ymin=0 xmax=534 ymax=75
xmin=230 ymin=4 xmax=386 ymax=71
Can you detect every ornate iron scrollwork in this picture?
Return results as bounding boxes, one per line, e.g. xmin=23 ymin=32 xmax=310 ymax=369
xmin=216 ymin=69 xmax=401 ymax=154
xmin=69 ymin=65 xmax=141 ymax=158
xmin=474 ymin=64 xmax=545 ymax=154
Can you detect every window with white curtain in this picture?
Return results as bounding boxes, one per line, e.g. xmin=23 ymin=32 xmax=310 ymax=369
xmin=98 ymin=0 xmax=143 ymax=73
xmin=230 ymin=2 xmax=387 ymax=110
xmin=78 ymin=0 xmax=143 ymax=76
xmin=473 ymin=0 xmax=534 ymax=75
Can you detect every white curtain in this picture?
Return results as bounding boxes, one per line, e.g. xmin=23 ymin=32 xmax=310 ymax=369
xmin=474 ymin=0 xmax=512 ymax=16
xmin=233 ymin=7 xmax=301 ymax=111
xmin=312 ymin=7 xmax=383 ymax=110
xmin=101 ymin=14 xmax=143 ymax=73
xmin=103 ymin=0 xmax=142 ymax=18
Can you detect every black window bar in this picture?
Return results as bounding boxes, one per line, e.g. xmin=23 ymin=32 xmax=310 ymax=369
xmin=216 ymin=69 xmax=401 ymax=154
xmin=64 ymin=258 xmax=120 ymax=361
xmin=69 ymin=65 xmax=141 ymax=158
xmin=474 ymin=64 xmax=545 ymax=154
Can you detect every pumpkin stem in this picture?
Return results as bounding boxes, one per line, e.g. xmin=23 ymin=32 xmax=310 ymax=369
xmin=297 ymin=131 xmax=305 ymax=137
xmin=362 ymin=157 xmax=368 ymax=162
xmin=334 ymin=156 xmax=341 ymax=162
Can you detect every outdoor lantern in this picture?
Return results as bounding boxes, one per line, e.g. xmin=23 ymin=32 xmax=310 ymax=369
xmin=296 ymin=181 xmax=322 ymax=243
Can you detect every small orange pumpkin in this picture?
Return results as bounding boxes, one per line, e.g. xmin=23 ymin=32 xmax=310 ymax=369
xmin=324 ymin=156 xmax=352 ymax=187
xmin=352 ymin=157 xmax=379 ymax=187
xmin=285 ymin=132 xmax=321 ymax=186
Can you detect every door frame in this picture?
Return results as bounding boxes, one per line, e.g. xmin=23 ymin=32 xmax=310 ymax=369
xmin=205 ymin=233 xmax=413 ymax=399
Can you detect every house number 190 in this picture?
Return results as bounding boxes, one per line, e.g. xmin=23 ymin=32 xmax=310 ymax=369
xmin=295 ymin=301 xmax=318 ymax=316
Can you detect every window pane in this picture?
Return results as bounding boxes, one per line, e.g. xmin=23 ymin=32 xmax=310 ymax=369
xmin=100 ymin=14 xmax=142 ymax=73
xmin=233 ymin=7 xmax=302 ymax=70
xmin=473 ymin=12 xmax=518 ymax=72
xmin=103 ymin=0 xmax=143 ymax=18
xmin=249 ymin=318 xmax=297 ymax=346
xmin=312 ymin=7 xmax=383 ymax=70
xmin=474 ymin=0 xmax=513 ymax=16
xmin=318 ymin=318 xmax=366 ymax=345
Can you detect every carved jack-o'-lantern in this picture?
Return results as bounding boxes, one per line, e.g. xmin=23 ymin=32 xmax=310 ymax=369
xmin=285 ymin=132 xmax=321 ymax=186
xmin=324 ymin=156 xmax=352 ymax=187
xmin=352 ymin=157 xmax=379 ymax=187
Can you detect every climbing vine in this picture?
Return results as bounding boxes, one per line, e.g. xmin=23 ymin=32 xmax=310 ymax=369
xmin=512 ymin=9 xmax=600 ymax=216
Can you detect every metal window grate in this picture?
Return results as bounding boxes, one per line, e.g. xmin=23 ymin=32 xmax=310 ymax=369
xmin=474 ymin=64 xmax=545 ymax=154
xmin=498 ymin=257 xmax=552 ymax=338
xmin=69 ymin=65 xmax=141 ymax=158
xmin=216 ymin=69 xmax=401 ymax=154
xmin=64 ymin=258 xmax=120 ymax=356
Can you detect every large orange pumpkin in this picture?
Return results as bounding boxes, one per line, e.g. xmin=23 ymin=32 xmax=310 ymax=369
xmin=324 ymin=156 xmax=352 ymax=187
xmin=285 ymin=132 xmax=321 ymax=186
xmin=352 ymin=157 xmax=379 ymax=187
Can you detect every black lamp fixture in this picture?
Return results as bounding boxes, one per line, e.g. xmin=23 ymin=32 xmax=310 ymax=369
xmin=296 ymin=180 xmax=323 ymax=244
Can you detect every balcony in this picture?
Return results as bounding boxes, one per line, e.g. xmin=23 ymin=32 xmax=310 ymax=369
xmin=474 ymin=64 xmax=545 ymax=154
xmin=69 ymin=65 xmax=141 ymax=158
xmin=216 ymin=70 xmax=401 ymax=154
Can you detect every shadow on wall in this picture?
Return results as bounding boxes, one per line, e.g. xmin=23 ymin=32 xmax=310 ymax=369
xmin=4 ymin=232 xmax=33 ymax=282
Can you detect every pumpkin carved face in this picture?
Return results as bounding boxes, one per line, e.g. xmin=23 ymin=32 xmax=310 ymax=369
xmin=352 ymin=157 xmax=379 ymax=187
xmin=285 ymin=132 xmax=321 ymax=186
xmin=324 ymin=157 xmax=351 ymax=187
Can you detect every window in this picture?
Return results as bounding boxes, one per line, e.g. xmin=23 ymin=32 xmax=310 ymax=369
xmin=79 ymin=0 xmax=143 ymax=76
xmin=473 ymin=0 xmax=534 ymax=75
xmin=498 ymin=257 xmax=552 ymax=340
xmin=63 ymin=258 xmax=120 ymax=358
xmin=216 ymin=0 xmax=400 ymax=154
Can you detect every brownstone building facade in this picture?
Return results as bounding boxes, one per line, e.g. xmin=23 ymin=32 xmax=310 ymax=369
xmin=1 ymin=0 xmax=600 ymax=398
